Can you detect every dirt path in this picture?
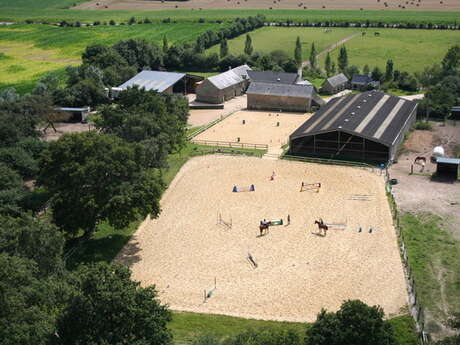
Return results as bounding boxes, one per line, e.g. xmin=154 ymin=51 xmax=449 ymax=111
xmin=300 ymin=32 xmax=361 ymax=71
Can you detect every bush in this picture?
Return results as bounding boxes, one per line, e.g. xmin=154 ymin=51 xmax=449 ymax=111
xmin=414 ymin=121 xmax=432 ymax=130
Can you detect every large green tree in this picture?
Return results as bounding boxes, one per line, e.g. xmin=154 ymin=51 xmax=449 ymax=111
xmin=220 ymin=39 xmax=229 ymax=59
xmin=38 ymin=132 xmax=164 ymax=239
xmin=325 ymin=52 xmax=332 ymax=77
xmin=0 ymin=215 xmax=64 ymax=277
xmin=306 ymin=300 xmax=396 ymax=345
xmin=385 ymin=59 xmax=394 ymax=82
xmin=113 ymin=39 xmax=163 ymax=71
xmin=294 ymin=36 xmax=302 ymax=67
xmin=309 ymin=42 xmax=317 ymax=70
xmin=338 ymin=46 xmax=348 ymax=73
xmin=244 ymin=34 xmax=254 ymax=56
xmin=56 ymin=263 xmax=172 ymax=345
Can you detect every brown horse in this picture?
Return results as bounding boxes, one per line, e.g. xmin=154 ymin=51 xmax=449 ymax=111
xmin=314 ymin=219 xmax=328 ymax=237
xmin=259 ymin=221 xmax=271 ymax=236
xmin=414 ymin=156 xmax=426 ymax=172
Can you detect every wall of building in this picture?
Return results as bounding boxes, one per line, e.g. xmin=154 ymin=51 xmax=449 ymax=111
xmin=389 ymin=105 xmax=417 ymax=162
xmin=196 ymin=79 xmax=247 ymax=104
xmin=322 ymin=81 xmax=347 ymax=95
xmin=247 ymin=94 xmax=311 ymax=112
xmin=290 ymin=131 xmax=389 ymax=163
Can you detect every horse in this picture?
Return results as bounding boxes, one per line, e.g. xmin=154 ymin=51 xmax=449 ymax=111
xmin=259 ymin=221 xmax=271 ymax=236
xmin=314 ymin=218 xmax=328 ymax=236
xmin=414 ymin=156 xmax=426 ymax=172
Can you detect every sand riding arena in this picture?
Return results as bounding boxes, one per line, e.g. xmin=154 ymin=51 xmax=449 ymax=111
xmin=193 ymin=110 xmax=311 ymax=148
xmin=117 ymin=155 xmax=407 ymax=322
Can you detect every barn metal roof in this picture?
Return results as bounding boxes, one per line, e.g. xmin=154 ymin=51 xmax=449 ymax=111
xmin=118 ymin=70 xmax=185 ymax=93
xmin=207 ymin=65 xmax=251 ymax=90
xmin=247 ymin=70 xmax=299 ymax=84
xmin=247 ymin=82 xmax=313 ymax=98
xmin=325 ymin=73 xmax=349 ymax=87
xmin=290 ymin=91 xmax=418 ymax=147
xmin=436 ymin=157 xmax=460 ymax=165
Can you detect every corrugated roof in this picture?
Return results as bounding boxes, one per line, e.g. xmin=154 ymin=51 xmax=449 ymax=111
xmin=451 ymin=106 xmax=460 ymax=112
xmin=436 ymin=157 xmax=460 ymax=165
xmin=351 ymin=74 xmax=373 ymax=85
xmin=247 ymin=82 xmax=313 ymax=98
xmin=326 ymin=73 xmax=348 ymax=87
xmin=248 ymin=70 xmax=299 ymax=84
xmin=290 ymin=91 xmax=418 ymax=147
xmin=118 ymin=70 xmax=185 ymax=93
xmin=207 ymin=65 xmax=251 ymax=90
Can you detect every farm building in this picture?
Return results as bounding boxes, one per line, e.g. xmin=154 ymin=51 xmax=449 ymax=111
xmin=289 ymin=91 xmax=418 ymax=164
xmin=246 ymin=83 xmax=324 ymax=113
xmin=195 ymin=65 xmax=251 ymax=104
xmin=436 ymin=157 xmax=460 ymax=179
xmin=113 ymin=70 xmax=203 ymax=96
xmin=351 ymin=74 xmax=380 ymax=91
xmin=247 ymin=70 xmax=301 ymax=84
xmin=54 ymin=107 xmax=90 ymax=123
xmin=320 ymin=73 xmax=349 ymax=94
xmin=451 ymin=106 xmax=460 ymax=120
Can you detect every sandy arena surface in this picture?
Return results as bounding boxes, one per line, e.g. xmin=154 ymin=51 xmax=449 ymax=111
xmin=188 ymin=95 xmax=247 ymax=127
xmin=193 ymin=110 xmax=311 ymax=147
xmin=117 ymin=155 xmax=407 ymax=322
xmin=76 ymin=0 xmax=460 ymax=11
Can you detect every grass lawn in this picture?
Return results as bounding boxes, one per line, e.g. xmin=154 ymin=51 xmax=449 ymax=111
xmin=400 ymin=213 xmax=460 ymax=325
xmin=207 ymin=26 xmax=360 ymax=58
xmin=210 ymin=26 xmax=460 ymax=74
xmin=0 ymin=23 xmax=226 ymax=92
xmin=319 ymin=28 xmax=460 ymax=73
xmin=0 ymin=8 xmax=460 ymax=25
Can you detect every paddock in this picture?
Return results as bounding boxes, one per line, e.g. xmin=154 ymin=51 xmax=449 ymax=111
xmin=117 ymin=155 xmax=407 ymax=322
xmin=193 ymin=110 xmax=311 ymax=147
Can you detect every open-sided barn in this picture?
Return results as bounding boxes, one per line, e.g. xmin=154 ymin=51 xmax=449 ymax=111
xmin=195 ymin=65 xmax=251 ymax=104
xmin=113 ymin=70 xmax=203 ymax=95
xmin=289 ymin=91 xmax=418 ymax=164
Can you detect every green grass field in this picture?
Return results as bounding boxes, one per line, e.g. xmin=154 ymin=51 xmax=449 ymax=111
xmin=0 ymin=23 xmax=226 ymax=92
xmin=207 ymin=26 xmax=360 ymax=58
xmin=400 ymin=213 xmax=460 ymax=328
xmin=208 ymin=26 xmax=460 ymax=73
xmin=0 ymin=8 xmax=459 ymax=25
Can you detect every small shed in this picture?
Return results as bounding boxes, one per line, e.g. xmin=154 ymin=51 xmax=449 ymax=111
xmin=54 ymin=107 xmax=90 ymax=123
xmin=195 ymin=65 xmax=251 ymax=104
xmin=321 ymin=73 xmax=349 ymax=95
xmin=436 ymin=157 xmax=460 ymax=179
xmin=451 ymin=106 xmax=460 ymax=120
xmin=351 ymin=74 xmax=380 ymax=91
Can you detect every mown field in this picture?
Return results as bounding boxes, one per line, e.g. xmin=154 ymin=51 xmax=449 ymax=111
xmin=207 ymin=26 xmax=460 ymax=73
xmin=0 ymin=23 xmax=226 ymax=92
xmin=0 ymin=0 xmax=87 ymax=9
xmin=0 ymin=8 xmax=460 ymax=25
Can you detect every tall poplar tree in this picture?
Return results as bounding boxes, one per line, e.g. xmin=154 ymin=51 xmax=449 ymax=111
xmin=294 ymin=36 xmax=302 ymax=67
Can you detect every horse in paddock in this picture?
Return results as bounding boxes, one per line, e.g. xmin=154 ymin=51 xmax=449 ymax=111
xmin=314 ymin=218 xmax=328 ymax=237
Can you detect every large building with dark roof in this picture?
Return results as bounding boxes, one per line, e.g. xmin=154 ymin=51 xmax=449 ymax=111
xmin=195 ymin=65 xmax=251 ymax=104
xmin=289 ymin=91 xmax=418 ymax=163
xmin=247 ymin=70 xmax=301 ymax=84
xmin=351 ymin=74 xmax=380 ymax=91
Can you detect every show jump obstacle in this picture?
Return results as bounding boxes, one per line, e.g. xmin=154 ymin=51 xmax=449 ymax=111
xmin=233 ymin=184 xmax=255 ymax=192
xmin=348 ymin=194 xmax=371 ymax=201
xmin=325 ymin=219 xmax=347 ymax=230
xmin=247 ymin=252 xmax=258 ymax=268
xmin=300 ymin=182 xmax=321 ymax=193
xmin=217 ymin=212 xmax=232 ymax=229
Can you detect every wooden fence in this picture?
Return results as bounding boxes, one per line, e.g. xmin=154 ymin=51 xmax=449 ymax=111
xmin=191 ymin=139 xmax=268 ymax=150
xmin=385 ymin=175 xmax=430 ymax=344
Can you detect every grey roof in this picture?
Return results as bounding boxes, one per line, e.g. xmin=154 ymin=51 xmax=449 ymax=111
xmin=436 ymin=157 xmax=460 ymax=165
xmin=247 ymin=70 xmax=299 ymax=84
xmin=351 ymin=74 xmax=373 ymax=85
xmin=55 ymin=107 xmax=90 ymax=112
xmin=207 ymin=65 xmax=251 ymax=90
xmin=247 ymin=82 xmax=313 ymax=98
xmin=325 ymin=73 xmax=349 ymax=87
xmin=290 ymin=91 xmax=418 ymax=147
xmin=118 ymin=70 xmax=185 ymax=92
